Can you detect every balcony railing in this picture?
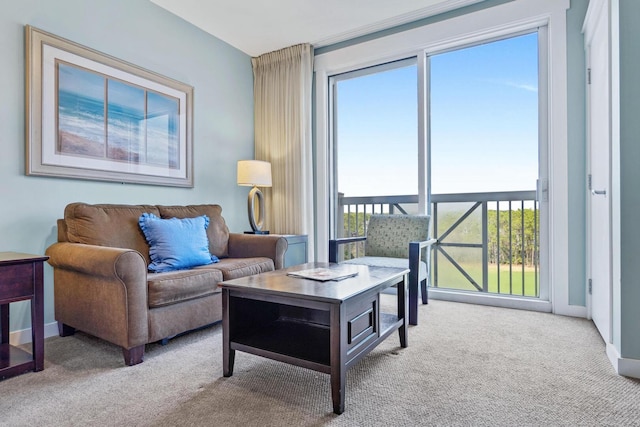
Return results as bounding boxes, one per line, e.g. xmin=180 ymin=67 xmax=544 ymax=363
xmin=336 ymin=191 xmax=539 ymax=298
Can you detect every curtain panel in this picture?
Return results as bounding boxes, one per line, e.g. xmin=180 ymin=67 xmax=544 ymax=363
xmin=252 ymin=43 xmax=314 ymax=259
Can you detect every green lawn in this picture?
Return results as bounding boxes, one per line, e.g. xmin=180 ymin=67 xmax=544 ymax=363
xmin=432 ymin=262 xmax=539 ymax=297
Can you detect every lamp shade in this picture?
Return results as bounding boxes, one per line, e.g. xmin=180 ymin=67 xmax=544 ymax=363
xmin=237 ymin=160 xmax=272 ymax=187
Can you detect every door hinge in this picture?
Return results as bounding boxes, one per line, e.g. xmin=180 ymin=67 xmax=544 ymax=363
xmin=588 ymin=174 xmax=592 ymax=191
xmin=588 ymin=278 xmax=592 ymax=295
xmin=587 ymin=68 xmax=591 ymax=84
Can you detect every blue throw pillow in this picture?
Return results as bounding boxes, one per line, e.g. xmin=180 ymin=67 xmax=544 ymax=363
xmin=139 ymin=213 xmax=220 ymax=273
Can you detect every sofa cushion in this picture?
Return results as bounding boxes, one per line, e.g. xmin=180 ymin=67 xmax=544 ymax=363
xmin=139 ymin=213 xmax=219 ymax=273
xmin=147 ymin=268 xmax=223 ymax=308
xmin=64 ymin=203 xmax=158 ymax=264
xmin=199 ymin=257 xmax=274 ymax=280
xmin=157 ymin=205 xmax=230 ymax=258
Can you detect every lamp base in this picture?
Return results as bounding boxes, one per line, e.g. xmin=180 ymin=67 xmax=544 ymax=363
xmin=244 ymin=230 xmax=270 ymax=235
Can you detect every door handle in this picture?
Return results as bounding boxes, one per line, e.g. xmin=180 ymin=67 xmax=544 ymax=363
xmin=591 ymin=189 xmax=606 ymax=196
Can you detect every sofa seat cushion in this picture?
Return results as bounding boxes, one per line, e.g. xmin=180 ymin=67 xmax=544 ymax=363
xmin=199 ymin=257 xmax=274 ymax=280
xmin=147 ymin=269 xmax=223 ymax=308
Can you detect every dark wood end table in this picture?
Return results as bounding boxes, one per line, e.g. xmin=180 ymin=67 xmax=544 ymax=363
xmin=219 ymin=262 xmax=408 ymax=414
xmin=0 ymin=252 xmax=49 ymax=380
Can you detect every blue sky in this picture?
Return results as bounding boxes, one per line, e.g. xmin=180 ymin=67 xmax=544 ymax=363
xmin=336 ymin=32 xmax=539 ymax=197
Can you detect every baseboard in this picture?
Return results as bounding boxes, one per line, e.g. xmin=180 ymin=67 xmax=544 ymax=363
xmin=551 ymin=303 xmax=588 ymax=318
xmin=606 ymin=343 xmax=640 ymax=379
xmin=428 ymin=289 xmax=553 ymax=313
xmin=9 ymin=321 xmax=59 ymax=346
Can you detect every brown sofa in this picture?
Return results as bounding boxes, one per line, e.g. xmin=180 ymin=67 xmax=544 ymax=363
xmin=46 ymin=203 xmax=287 ymax=366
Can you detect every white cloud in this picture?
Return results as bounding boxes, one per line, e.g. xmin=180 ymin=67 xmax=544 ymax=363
xmin=504 ymin=81 xmax=538 ymax=92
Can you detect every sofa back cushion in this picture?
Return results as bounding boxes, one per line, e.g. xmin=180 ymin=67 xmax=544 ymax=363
xmin=157 ymin=205 xmax=230 ymax=257
xmin=64 ymin=203 xmax=159 ymax=264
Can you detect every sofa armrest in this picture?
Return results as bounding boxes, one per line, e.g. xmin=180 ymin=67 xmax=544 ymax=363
xmin=227 ymin=233 xmax=288 ymax=270
xmin=47 ymin=242 xmax=146 ymax=279
xmin=45 ymin=242 xmax=149 ymax=349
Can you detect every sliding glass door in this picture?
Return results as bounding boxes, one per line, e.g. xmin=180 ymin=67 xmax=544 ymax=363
xmin=329 ymin=29 xmax=548 ymax=302
xmin=428 ymin=31 xmax=547 ymax=299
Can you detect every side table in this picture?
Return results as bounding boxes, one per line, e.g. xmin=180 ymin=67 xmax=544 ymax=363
xmin=282 ymin=234 xmax=308 ymax=267
xmin=0 ymin=252 xmax=48 ymax=380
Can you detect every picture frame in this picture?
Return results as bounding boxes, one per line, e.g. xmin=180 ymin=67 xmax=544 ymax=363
xmin=25 ymin=25 xmax=194 ymax=187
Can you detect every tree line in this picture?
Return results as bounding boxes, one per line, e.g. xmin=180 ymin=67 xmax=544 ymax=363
xmin=487 ymin=209 xmax=538 ymax=267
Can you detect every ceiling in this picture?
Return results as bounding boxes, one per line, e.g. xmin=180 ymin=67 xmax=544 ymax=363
xmin=150 ymin=0 xmax=483 ymax=57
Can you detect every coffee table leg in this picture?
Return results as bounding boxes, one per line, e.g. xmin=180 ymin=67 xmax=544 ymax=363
xmin=224 ymin=348 xmax=235 ymax=377
xmin=397 ymin=274 xmax=408 ymax=348
xmin=222 ymin=289 xmax=235 ymax=377
xmin=331 ymin=366 xmax=345 ymax=414
xmin=330 ymin=304 xmax=345 ymax=414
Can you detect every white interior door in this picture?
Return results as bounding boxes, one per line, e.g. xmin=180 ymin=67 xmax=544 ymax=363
xmin=586 ymin=2 xmax=612 ymax=343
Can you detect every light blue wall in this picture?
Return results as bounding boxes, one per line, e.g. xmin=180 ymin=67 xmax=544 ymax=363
xmin=619 ymin=0 xmax=640 ymax=359
xmin=1 ymin=0 xmax=254 ymax=333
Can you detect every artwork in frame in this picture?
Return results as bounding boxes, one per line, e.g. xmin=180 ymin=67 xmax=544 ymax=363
xmin=25 ymin=25 xmax=194 ymax=187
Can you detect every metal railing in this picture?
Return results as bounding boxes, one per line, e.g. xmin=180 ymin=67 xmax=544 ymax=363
xmin=336 ymin=191 xmax=539 ymax=297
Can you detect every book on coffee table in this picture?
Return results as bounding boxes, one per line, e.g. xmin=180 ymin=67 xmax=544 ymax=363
xmin=287 ymin=267 xmax=359 ymax=282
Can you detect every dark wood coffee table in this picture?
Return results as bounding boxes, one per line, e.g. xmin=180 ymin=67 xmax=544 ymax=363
xmin=219 ymin=262 xmax=409 ymax=414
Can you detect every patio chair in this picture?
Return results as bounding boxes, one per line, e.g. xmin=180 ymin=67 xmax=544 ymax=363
xmin=329 ymin=214 xmax=437 ymax=326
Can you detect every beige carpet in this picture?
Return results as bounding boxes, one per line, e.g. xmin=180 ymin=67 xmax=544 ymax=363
xmin=2 ymin=297 xmax=639 ymax=426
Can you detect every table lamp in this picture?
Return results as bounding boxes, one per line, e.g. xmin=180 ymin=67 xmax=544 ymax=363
xmin=237 ymin=160 xmax=272 ymax=234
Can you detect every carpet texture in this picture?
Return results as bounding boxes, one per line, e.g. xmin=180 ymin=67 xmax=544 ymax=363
xmin=2 ymin=297 xmax=639 ymax=426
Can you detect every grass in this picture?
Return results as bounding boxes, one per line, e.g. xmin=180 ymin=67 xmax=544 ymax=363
xmin=432 ymin=262 xmax=539 ymax=297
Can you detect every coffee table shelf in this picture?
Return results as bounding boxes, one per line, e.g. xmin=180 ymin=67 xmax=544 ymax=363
xmin=232 ymin=320 xmax=331 ymax=369
xmin=379 ymin=312 xmax=404 ymax=339
xmin=231 ymin=310 xmax=403 ymax=374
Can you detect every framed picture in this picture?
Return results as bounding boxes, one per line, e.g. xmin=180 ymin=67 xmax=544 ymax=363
xmin=25 ymin=25 xmax=194 ymax=187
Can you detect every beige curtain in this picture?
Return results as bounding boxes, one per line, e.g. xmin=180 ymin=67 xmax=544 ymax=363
xmin=252 ymin=43 xmax=314 ymax=259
